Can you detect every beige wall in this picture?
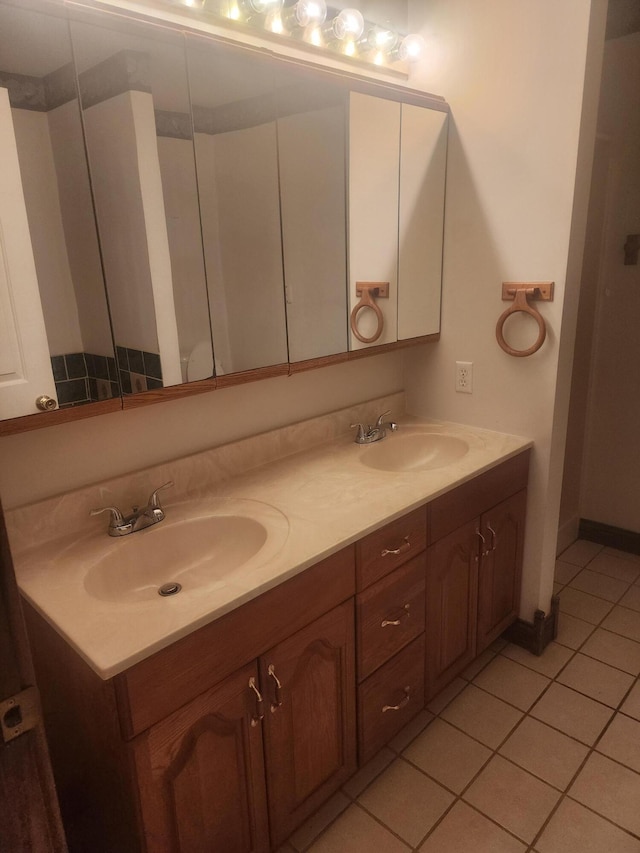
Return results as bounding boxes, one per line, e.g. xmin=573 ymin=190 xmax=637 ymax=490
xmin=404 ymin=0 xmax=606 ymax=621
xmin=576 ymin=33 xmax=640 ymax=532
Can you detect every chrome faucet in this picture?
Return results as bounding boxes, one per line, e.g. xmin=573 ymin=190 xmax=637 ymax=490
xmin=91 ymin=481 xmax=174 ymax=536
xmin=351 ymin=410 xmax=398 ymax=445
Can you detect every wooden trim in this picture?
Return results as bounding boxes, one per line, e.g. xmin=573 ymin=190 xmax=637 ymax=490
xmin=578 ymin=518 xmax=640 ymax=556
xmin=288 ymin=352 xmax=349 ymax=374
xmin=0 ymin=398 xmax=121 ymax=436
xmin=347 ymin=334 xmax=440 ymax=361
xmin=216 ymin=363 xmax=289 ymax=388
xmin=121 ymin=377 xmax=217 ymax=409
xmin=503 ymin=595 xmax=559 ymax=656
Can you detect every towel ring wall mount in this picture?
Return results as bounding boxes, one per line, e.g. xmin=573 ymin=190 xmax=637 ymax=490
xmin=496 ymin=281 xmax=554 ymax=357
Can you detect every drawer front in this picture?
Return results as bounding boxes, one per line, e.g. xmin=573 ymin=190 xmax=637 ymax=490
xmin=358 ymin=635 xmax=425 ymax=764
xmin=357 ymin=554 xmax=425 ymax=682
xmin=356 ymin=505 xmax=427 ymax=591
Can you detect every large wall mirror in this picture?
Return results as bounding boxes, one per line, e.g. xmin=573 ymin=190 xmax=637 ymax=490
xmin=0 ymin=0 xmax=448 ymax=429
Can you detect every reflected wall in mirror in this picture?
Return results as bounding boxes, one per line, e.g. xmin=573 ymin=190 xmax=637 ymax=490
xmin=275 ymin=69 xmax=348 ymax=363
xmin=185 ymin=36 xmax=289 ymax=376
xmin=70 ymin=14 xmax=214 ymax=393
xmin=0 ymin=1 xmax=118 ymax=418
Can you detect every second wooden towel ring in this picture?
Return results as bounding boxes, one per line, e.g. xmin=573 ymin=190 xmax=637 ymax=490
xmin=496 ymin=285 xmax=550 ymax=357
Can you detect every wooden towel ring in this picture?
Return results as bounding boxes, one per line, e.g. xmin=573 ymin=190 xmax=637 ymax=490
xmin=350 ymin=283 xmax=387 ymax=344
xmin=496 ymin=288 xmax=546 ymax=357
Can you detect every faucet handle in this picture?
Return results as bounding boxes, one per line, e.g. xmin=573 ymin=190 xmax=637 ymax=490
xmin=350 ymin=423 xmax=367 ymax=443
xmin=90 ymin=506 xmax=125 ymax=526
xmin=148 ymin=481 xmax=174 ymax=509
xmin=375 ymin=410 xmax=391 ymax=428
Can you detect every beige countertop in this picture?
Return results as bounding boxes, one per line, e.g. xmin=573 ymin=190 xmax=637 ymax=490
xmin=11 ymin=406 xmax=532 ymax=680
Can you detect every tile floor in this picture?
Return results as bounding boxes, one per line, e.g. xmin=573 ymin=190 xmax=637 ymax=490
xmin=279 ymin=540 xmax=640 ymax=852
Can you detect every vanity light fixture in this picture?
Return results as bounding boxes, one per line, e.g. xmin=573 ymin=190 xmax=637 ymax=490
xmin=236 ymin=0 xmax=284 ymax=21
xmin=322 ymin=7 xmax=364 ymax=41
xmin=282 ymin=0 xmax=327 ymax=31
xmin=395 ymin=33 xmax=426 ymax=62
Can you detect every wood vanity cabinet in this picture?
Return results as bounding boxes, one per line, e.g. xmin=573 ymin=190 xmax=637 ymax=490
xmin=425 ymin=452 xmax=530 ymax=699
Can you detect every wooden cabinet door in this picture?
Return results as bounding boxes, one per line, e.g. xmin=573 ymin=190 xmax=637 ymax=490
xmin=131 ymin=661 xmax=270 ymax=853
xmin=426 ymin=519 xmax=479 ymax=700
xmin=261 ymin=600 xmax=356 ymax=849
xmin=477 ymin=489 xmax=527 ymax=652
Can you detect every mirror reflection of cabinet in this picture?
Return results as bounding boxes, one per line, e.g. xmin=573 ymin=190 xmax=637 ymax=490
xmin=0 ymin=2 xmax=118 ymax=419
xmin=348 ymin=93 xmax=448 ymax=350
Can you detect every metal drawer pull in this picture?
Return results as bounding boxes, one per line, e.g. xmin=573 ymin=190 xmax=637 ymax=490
xmin=475 ymin=529 xmax=487 ymax=559
xmin=382 ymin=686 xmax=411 ymax=713
xmin=381 ymin=604 xmax=411 ymax=628
xmin=487 ymin=523 xmax=497 ymax=552
xmin=248 ymin=677 xmax=264 ymax=727
xmin=267 ymin=664 xmax=283 ymax=712
xmin=381 ymin=536 xmax=411 ymax=557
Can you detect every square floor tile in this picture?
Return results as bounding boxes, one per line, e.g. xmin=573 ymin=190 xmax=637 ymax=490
xmin=557 ymin=653 xmax=634 ymax=708
xmin=530 ymin=682 xmax=613 ymax=745
xmin=404 ymin=718 xmax=491 ymax=794
xmin=558 ymin=587 xmax=613 ymax=624
xmin=570 ymin=752 xmax=640 ymax=837
xmin=620 ymin=586 xmax=640 ymax=613
xmin=560 ymin=540 xmax=603 ymax=567
xmin=621 ymin=680 xmax=640 ymax=720
xmin=461 ymin=648 xmax=496 ymax=681
xmin=419 ymin=801 xmax=526 ymax=852
xmin=604 ymin=547 xmax=640 ymax=566
xmin=388 ymin=710 xmax=434 ymax=753
xmin=426 ymin=677 xmax=466 ymax=715
xmin=342 ymin=748 xmax=395 ymax=799
xmin=473 ymin=656 xmax=550 ymax=711
xmin=536 ymin=797 xmax=640 ymax=853
xmin=581 ymin=628 xmax=640 ymax=675
xmin=290 ymin=792 xmax=350 ymax=850
xmin=441 ymin=684 xmax=523 ymax=749
xmin=555 ymin=612 xmax=595 ymax=650
xmin=602 ymin=606 xmax=640 ymax=642
xmin=554 ymin=560 xmax=581 ymax=586
xmin=358 ymin=759 xmax=454 ymax=847
xmin=463 ymin=755 xmax=560 ymax=844
xmin=501 ymin=642 xmax=573 ymax=678
xmin=568 ymin=569 xmax=629 ymax=603
xmin=590 ymin=552 xmax=640 ymax=584
xmin=499 ymin=716 xmax=588 ymax=790
xmin=307 ymin=803 xmax=410 ymax=853
xmin=596 ymin=713 xmax=640 ymax=773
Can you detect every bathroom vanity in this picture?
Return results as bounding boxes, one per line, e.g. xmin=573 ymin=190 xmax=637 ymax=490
xmin=12 ymin=404 xmax=531 ymax=852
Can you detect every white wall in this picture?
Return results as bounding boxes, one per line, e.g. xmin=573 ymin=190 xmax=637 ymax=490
xmin=578 ymin=33 xmax=640 ymax=532
xmin=404 ymin=0 xmax=606 ymax=621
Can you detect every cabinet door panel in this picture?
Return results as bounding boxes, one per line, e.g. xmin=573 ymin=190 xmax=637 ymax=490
xmin=426 ymin=519 xmax=479 ymax=700
xmin=261 ymin=600 xmax=356 ymax=848
xmin=477 ymin=489 xmax=527 ymax=652
xmin=132 ymin=662 xmax=269 ymax=853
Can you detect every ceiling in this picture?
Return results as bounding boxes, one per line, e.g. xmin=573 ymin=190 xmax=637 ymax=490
xmin=606 ymin=0 xmax=640 ymax=39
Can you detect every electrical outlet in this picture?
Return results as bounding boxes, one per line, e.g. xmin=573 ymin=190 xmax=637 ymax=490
xmin=455 ymin=361 xmax=473 ymax=394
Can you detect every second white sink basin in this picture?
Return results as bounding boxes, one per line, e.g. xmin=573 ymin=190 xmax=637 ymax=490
xmin=360 ymin=430 xmax=469 ymax=472
xmin=81 ymin=499 xmax=289 ymax=603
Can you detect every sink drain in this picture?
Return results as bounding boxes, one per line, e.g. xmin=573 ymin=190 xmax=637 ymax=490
xmin=158 ymin=582 xmax=182 ymax=597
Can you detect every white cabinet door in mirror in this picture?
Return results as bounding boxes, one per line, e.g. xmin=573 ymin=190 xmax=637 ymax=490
xmin=0 ymin=88 xmax=58 ymax=419
xmin=398 ymin=105 xmax=447 ymax=340
xmin=348 ymin=93 xmax=400 ymax=351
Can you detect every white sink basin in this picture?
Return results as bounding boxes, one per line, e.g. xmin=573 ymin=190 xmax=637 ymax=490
xmin=360 ymin=430 xmax=469 ymax=472
xmin=81 ymin=499 xmax=289 ymax=603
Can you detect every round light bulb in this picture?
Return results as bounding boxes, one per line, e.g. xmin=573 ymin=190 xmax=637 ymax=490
xmin=293 ymin=0 xmax=327 ymax=27
xmin=333 ymin=8 xmax=364 ymax=40
xmin=246 ymin=0 xmax=283 ymax=15
xmin=398 ymin=33 xmax=426 ymax=62
xmin=365 ymin=26 xmax=399 ymax=52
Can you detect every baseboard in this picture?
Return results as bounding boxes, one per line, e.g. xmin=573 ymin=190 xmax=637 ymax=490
xmin=557 ymin=516 xmax=579 ymax=556
xmin=503 ymin=595 xmax=559 ymax=656
xmin=579 ymin=518 xmax=640 ymax=556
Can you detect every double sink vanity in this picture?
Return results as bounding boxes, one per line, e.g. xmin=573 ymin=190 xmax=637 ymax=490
xmin=10 ymin=395 xmax=532 ymax=852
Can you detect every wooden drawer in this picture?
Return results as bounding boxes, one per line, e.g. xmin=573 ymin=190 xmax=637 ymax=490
xmin=358 ymin=634 xmax=425 ymax=764
xmin=356 ymin=505 xmax=427 ymax=591
xmin=429 ymin=451 xmax=530 ymax=544
xmin=356 ymin=553 xmax=425 ymax=682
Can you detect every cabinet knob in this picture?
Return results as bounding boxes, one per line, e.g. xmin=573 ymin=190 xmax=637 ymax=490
xmin=35 ymin=395 xmax=57 ymax=411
